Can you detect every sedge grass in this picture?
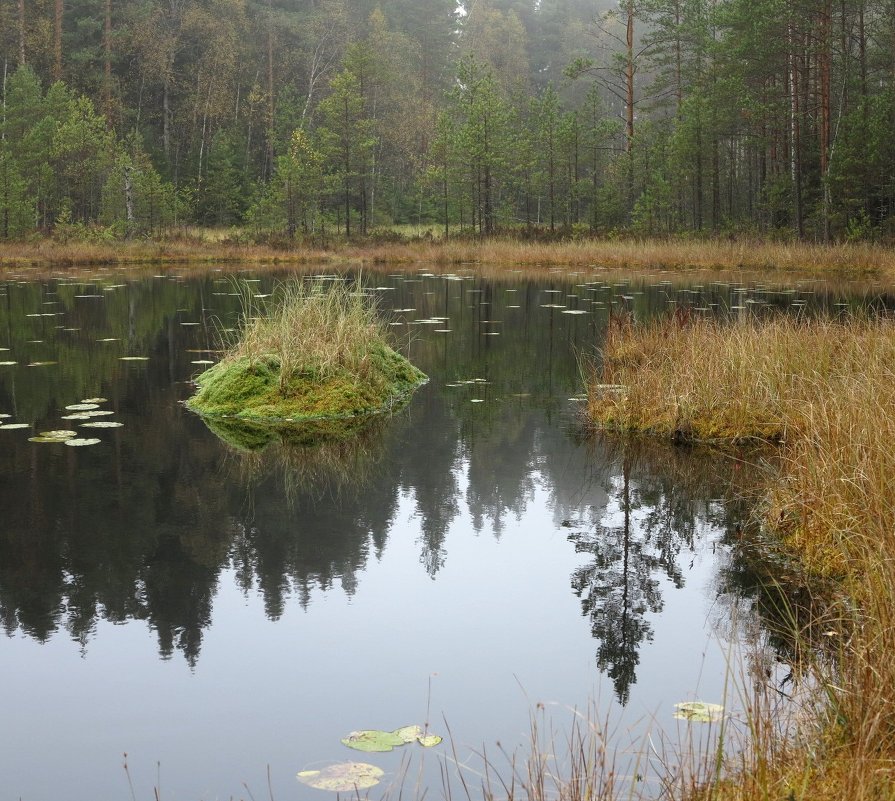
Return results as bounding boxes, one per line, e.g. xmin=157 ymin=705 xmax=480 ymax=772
xmin=585 ymin=313 xmax=895 ymax=800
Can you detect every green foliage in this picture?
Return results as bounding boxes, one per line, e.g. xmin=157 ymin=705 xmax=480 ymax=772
xmin=196 ymin=132 xmax=246 ymax=226
xmin=0 ymin=148 xmax=34 ymax=239
xmin=248 ymin=129 xmax=324 ymax=240
xmin=101 ymin=140 xmax=179 ymax=235
xmin=316 ymin=67 xmax=377 ymax=236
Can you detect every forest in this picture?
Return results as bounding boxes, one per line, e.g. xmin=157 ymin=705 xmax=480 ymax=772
xmin=1 ymin=0 xmax=894 ymax=243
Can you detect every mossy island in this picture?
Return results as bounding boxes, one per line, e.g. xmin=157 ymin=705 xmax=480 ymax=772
xmin=186 ymin=278 xmax=427 ymax=445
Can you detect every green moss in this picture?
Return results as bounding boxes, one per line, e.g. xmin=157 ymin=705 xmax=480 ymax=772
xmin=186 ymin=341 xmax=427 ymax=434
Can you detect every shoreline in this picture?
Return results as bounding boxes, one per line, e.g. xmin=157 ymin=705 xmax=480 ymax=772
xmin=585 ymin=316 xmax=895 ymax=800
xmin=2 ymin=235 xmax=895 ymax=280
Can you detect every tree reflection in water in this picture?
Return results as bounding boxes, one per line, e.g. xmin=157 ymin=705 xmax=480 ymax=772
xmin=568 ymin=436 xmax=757 ymax=704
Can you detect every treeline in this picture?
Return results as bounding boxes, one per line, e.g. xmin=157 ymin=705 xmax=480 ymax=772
xmin=1 ymin=0 xmax=894 ymax=242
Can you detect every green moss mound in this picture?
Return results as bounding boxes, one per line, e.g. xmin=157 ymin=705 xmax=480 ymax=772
xmin=186 ymin=341 xmax=427 ymax=432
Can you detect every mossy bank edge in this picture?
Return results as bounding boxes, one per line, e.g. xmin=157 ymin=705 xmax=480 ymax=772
xmin=186 ymin=342 xmax=427 ymax=451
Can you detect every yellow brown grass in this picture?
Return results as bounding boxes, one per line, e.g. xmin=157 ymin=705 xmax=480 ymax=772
xmin=586 ymin=314 xmax=895 ymax=800
xmin=5 ymin=235 xmax=895 ymax=280
xmin=228 ymin=279 xmax=382 ymax=388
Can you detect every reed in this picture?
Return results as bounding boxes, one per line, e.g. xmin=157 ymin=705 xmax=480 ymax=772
xmin=585 ymin=314 xmax=895 ymax=800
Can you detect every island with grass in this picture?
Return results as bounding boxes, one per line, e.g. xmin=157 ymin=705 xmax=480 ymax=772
xmin=186 ymin=280 xmax=427 ymax=450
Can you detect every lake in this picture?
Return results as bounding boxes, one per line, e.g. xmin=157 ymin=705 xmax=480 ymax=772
xmin=0 ymin=266 xmax=866 ymax=801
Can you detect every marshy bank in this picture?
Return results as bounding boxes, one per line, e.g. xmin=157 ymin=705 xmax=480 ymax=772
xmin=585 ymin=314 xmax=895 ymax=800
xmin=4 ymin=235 xmax=895 ymax=280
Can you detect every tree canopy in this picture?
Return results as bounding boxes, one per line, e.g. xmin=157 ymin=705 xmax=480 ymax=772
xmin=2 ymin=0 xmax=895 ymax=241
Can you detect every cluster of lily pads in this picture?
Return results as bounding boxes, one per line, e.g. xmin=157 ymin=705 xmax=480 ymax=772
xmin=296 ymin=725 xmax=442 ymax=792
xmin=0 ymin=397 xmax=124 ymax=447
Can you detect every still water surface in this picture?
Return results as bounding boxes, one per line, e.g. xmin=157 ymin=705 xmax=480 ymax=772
xmin=0 ymin=267 xmax=857 ymax=801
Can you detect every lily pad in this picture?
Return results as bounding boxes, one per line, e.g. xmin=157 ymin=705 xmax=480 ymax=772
xmin=393 ymin=726 xmax=442 ymax=747
xmin=65 ymin=403 xmax=100 ymax=411
xmin=27 ymin=361 xmax=57 ymax=367
xmin=0 ymin=361 xmax=16 ymax=366
xmin=39 ymin=430 xmax=77 ymax=439
xmin=82 ymin=397 xmax=108 ymax=404
xmin=340 ymin=730 xmax=405 ymax=752
xmin=64 ymin=438 xmax=102 ymax=447
xmin=0 ymin=414 xmax=9 ymax=419
xmin=673 ymin=702 xmax=725 ymax=723
xmin=60 ymin=413 xmax=92 ymax=420
xmin=80 ymin=421 xmax=124 ymax=428
xmin=119 ymin=356 xmax=150 ymax=361
xmin=392 ymin=725 xmax=424 ymax=743
xmin=296 ymin=763 xmax=384 ymax=792
xmin=0 ymin=423 xmax=30 ymax=430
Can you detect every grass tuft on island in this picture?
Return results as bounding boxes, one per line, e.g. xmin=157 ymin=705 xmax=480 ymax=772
xmin=584 ymin=314 xmax=895 ymax=801
xmin=186 ymin=279 xmax=426 ymax=434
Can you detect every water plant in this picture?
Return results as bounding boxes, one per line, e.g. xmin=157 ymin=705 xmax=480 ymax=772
xmin=186 ymin=278 xmax=426 ymax=431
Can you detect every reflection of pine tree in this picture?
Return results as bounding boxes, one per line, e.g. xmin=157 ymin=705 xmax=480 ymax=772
xmin=568 ymin=456 xmax=663 ymax=705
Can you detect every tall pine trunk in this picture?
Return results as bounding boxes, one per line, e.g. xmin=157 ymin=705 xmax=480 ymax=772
xmin=53 ymin=0 xmax=63 ymax=80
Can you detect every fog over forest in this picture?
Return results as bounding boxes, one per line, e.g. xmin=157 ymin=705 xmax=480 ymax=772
xmin=2 ymin=0 xmax=894 ymax=241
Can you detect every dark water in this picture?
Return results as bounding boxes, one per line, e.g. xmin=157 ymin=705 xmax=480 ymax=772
xmin=0 ymin=268 xmax=872 ymax=801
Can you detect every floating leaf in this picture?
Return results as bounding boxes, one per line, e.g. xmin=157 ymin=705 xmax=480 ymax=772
xmin=64 ymin=438 xmax=102 ymax=447
xmin=81 ymin=398 xmax=108 ymax=404
xmin=65 ymin=403 xmax=100 ymax=411
xmin=673 ymin=702 xmax=724 ymax=723
xmin=192 ymin=360 xmax=215 ymax=365
xmin=0 ymin=414 xmax=9 ymax=419
xmin=0 ymin=361 xmax=16 ymax=366
xmin=296 ymin=763 xmax=384 ymax=792
xmin=119 ymin=356 xmax=150 ymax=361
xmin=27 ymin=361 xmax=57 ymax=367
xmin=61 ymin=413 xmax=92 ymax=420
xmin=83 ymin=410 xmax=115 ymax=417
xmin=80 ymin=421 xmax=124 ymax=428
xmin=392 ymin=725 xmax=424 ymax=744
xmin=0 ymin=423 xmax=30 ymax=430
xmin=340 ymin=730 xmax=405 ymax=752
xmin=392 ymin=726 xmax=442 ymax=747
xmin=39 ymin=430 xmax=77 ymax=439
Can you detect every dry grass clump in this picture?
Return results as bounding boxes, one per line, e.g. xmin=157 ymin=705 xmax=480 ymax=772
xmin=585 ymin=313 xmax=895 ymax=801
xmin=228 ymin=280 xmax=382 ymax=391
